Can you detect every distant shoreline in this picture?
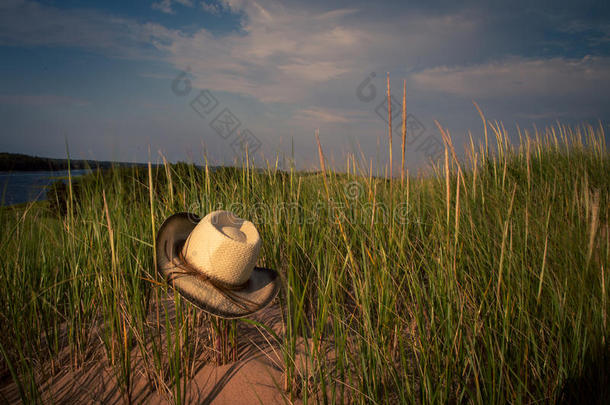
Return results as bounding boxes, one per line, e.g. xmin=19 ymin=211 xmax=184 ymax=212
xmin=0 ymin=152 xmax=153 ymax=172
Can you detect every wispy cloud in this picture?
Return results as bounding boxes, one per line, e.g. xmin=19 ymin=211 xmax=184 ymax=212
xmin=0 ymin=0 xmax=176 ymax=59
xmin=292 ymin=107 xmax=369 ymax=124
xmin=152 ymin=0 xmax=174 ymax=14
xmin=152 ymin=0 xmax=195 ymax=14
xmin=156 ymin=1 xmax=486 ymax=104
xmin=410 ymin=56 xmax=610 ymax=99
xmin=201 ymin=1 xmax=224 ymax=15
xmin=0 ymin=94 xmax=90 ymax=107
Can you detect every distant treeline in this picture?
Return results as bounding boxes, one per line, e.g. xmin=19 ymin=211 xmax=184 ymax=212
xmin=0 ymin=152 xmax=150 ymax=172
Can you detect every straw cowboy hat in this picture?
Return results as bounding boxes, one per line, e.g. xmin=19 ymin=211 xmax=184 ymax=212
xmin=156 ymin=210 xmax=279 ymax=318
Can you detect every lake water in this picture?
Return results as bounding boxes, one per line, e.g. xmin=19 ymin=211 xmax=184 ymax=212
xmin=0 ymin=170 xmax=90 ymax=206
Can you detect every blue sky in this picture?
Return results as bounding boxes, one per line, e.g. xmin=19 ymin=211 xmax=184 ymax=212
xmin=1 ymin=0 xmax=609 ymax=171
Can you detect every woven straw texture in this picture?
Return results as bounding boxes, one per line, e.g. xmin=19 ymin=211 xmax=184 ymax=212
xmin=156 ymin=212 xmax=279 ymax=318
xmin=183 ymin=210 xmax=261 ymax=286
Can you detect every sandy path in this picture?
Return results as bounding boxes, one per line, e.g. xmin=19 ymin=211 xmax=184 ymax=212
xmin=0 ymin=299 xmax=306 ymax=404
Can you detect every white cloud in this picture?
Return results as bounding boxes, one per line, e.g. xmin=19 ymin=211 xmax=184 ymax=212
xmin=201 ymin=1 xmax=222 ymax=14
xmin=292 ymin=107 xmax=369 ymax=124
xmin=153 ymin=0 xmax=487 ymax=105
xmin=277 ymin=61 xmax=350 ymax=82
xmin=0 ymin=1 xmax=486 ymax=104
xmin=157 ymin=3 xmax=370 ymax=102
xmin=410 ymin=56 xmax=610 ymax=99
xmin=0 ymin=1 xmax=176 ymax=59
xmin=152 ymin=0 xmax=195 ymax=14
xmin=152 ymin=0 xmax=174 ymax=14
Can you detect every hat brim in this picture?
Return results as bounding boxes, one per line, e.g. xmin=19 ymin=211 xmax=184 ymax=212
xmin=155 ymin=212 xmax=279 ymax=319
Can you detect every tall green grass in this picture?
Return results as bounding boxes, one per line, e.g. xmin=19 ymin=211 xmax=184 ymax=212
xmin=0 ymin=122 xmax=608 ymax=404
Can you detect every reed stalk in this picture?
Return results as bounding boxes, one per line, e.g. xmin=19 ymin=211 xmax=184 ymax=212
xmin=387 ymin=73 xmax=393 ymax=181
xmin=401 ymin=79 xmax=406 ymax=187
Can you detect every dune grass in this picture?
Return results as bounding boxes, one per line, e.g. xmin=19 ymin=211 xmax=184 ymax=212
xmin=0 ymin=122 xmax=609 ymax=404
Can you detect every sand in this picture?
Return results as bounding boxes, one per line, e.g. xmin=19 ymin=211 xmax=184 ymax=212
xmin=0 ymin=299 xmax=310 ymax=404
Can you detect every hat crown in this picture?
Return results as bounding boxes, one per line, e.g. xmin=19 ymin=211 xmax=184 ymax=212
xmin=182 ymin=210 xmax=261 ymax=286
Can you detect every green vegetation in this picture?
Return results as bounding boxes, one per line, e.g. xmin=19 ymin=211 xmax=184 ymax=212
xmin=0 ymin=122 xmax=608 ymax=404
